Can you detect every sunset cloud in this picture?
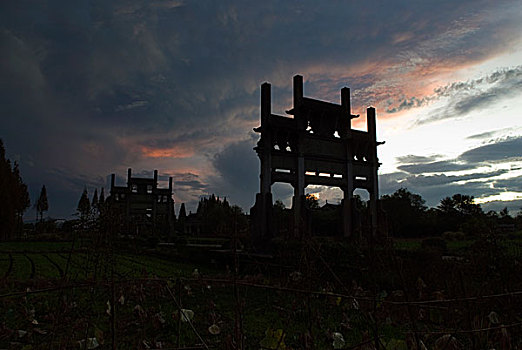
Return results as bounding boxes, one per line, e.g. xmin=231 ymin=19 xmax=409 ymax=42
xmin=1 ymin=0 xmax=521 ymax=217
xmin=141 ymin=146 xmax=194 ymax=159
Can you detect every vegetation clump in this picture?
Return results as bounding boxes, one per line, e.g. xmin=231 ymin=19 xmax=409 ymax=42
xmin=0 ymin=139 xmax=30 ymax=240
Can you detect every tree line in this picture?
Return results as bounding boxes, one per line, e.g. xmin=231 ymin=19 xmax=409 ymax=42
xmin=381 ymin=188 xmax=522 ymax=237
xmin=2 ymin=136 xmax=520 ymax=240
xmin=0 ymin=140 xmax=53 ymax=239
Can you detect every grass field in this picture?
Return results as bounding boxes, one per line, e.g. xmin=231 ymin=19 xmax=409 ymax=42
xmin=0 ymin=240 xmax=206 ymax=280
xmin=1 ymin=236 xmax=522 ymax=349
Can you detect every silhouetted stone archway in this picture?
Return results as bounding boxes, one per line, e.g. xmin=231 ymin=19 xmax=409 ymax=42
xmin=250 ymin=75 xmax=383 ymax=244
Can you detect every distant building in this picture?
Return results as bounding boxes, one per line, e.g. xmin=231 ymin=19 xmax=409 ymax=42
xmin=109 ymin=168 xmax=175 ymax=237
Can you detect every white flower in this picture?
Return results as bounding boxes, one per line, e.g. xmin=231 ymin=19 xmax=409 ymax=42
xmin=332 ymin=332 xmax=345 ymax=349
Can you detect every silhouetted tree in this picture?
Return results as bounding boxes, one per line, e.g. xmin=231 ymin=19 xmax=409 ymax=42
xmin=499 ymin=207 xmax=509 ymax=218
xmin=99 ymin=188 xmax=105 ymax=205
xmin=381 ymin=188 xmax=427 ymax=237
xmin=36 ymin=185 xmax=49 ymax=223
xmin=179 ymin=203 xmax=187 ymax=220
xmin=516 ymin=208 xmax=522 ymax=230
xmin=92 ymin=188 xmax=98 ymax=208
xmin=98 ymin=187 xmax=105 ymax=214
xmin=498 ymin=207 xmax=515 ymax=227
xmin=441 ymin=194 xmax=482 ymax=216
xmin=0 ymin=140 xmax=30 ymax=239
xmin=437 ymin=194 xmax=485 ymax=235
xmin=177 ymin=202 xmax=187 ymax=233
xmin=77 ymin=188 xmax=91 ymax=224
xmin=193 ymin=194 xmax=248 ymax=235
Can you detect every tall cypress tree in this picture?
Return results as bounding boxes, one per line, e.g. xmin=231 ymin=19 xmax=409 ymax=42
xmin=179 ymin=203 xmax=187 ymax=219
xmin=77 ymin=188 xmax=91 ymax=222
xmin=91 ymin=188 xmax=99 ymax=214
xmin=99 ymin=188 xmax=105 ymax=205
xmin=177 ymin=203 xmax=187 ymax=234
xmin=36 ymin=185 xmax=49 ymax=222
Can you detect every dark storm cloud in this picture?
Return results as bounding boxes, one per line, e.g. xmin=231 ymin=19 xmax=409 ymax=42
xmin=413 ymin=66 xmax=522 ymax=125
xmin=396 ymin=154 xmax=444 ymax=164
xmin=175 ymin=180 xmax=207 ymax=190
xmin=459 ymin=137 xmax=522 ymax=163
xmin=396 ymin=137 xmax=522 ymax=177
xmin=403 ymin=170 xmax=508 ymax=187
xmin=169 ymin=172 xmax=208 ymax=192
xmin=382 ymin=135 xmax=521 ymax=209
xmin=386 ymin=97 xmax=429 ymax=114
xmin=494 ymin=177 xmax=522 ymax=192
xmin=397 ymin=160 xmax=477 ymax=174
xmin=467 ymin=130 xmax=500 ymax=140
xmin=159 ymin=172 xmax=210 ymax=212
xmin=209 ymin=136 xmax=259 ymax=209
xmin=433 ymin=66 xmax=522 ymax=98
xmin=418 ymin=182 xmax=499 ymax=207
xmin=388 ymin=66 xmax=522 ymax=115
xmin=2 ymin=0 xmax=522 ymax=216
xmin=22 ymin=168 xmax=107 ymax=219
xmin=49 ymin=168 xmax=106 ymax=191
xmin=379 ymin=172 xmax=409 ymax=196
xmin=380 ymin=169 xmax=506 ymax=192
xmin=4 ymin=0 xmax=519 ymax=134
xmin=482 ymin=200 xmax=522 ymax=214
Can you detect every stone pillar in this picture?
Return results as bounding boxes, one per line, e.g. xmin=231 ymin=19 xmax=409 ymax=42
xmin=153 ymin=170 xmax=158 ymax=227
xmin=251 ymin=82 xmax=274 ymax=245
xmin=260 ymin=83 xmax=272 ymax=196
xmin=293 ymin=75 xmax=305 ymax=129
xmin=292 ymin=155 xmax=305 ymax=237
xmin=367 ymin=107 xmax=379 ymax=237
xmin=342 ymin=172 xmax=354 ymax=238
xmin=342 ymin=88 xmax=354 ymax=238
xmin=294 ymin=75 xmax=303 ymax=103
xmin=341 ymin=87 xmax=351 ymax=135
xmin=292 ymin=75 xmax=305 ymax=238
xmin=126 ymin=169 xmax=131 ymax=235
xmin=168 ymin=176 xmax=174 ymax=238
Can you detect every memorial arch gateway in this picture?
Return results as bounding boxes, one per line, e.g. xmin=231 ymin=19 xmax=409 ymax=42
xmin=251 ymin=75 xmax=383 ymax=242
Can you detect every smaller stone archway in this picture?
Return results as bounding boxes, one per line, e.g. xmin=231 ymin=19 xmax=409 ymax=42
xmin=250 ymin=75 xmax=383 ymax=243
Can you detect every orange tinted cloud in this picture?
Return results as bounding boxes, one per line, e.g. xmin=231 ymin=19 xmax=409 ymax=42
xmin=141 ymin=146 xmax=194 ymax=159
xmin=303 ymin=42 xmax=498 ymax=124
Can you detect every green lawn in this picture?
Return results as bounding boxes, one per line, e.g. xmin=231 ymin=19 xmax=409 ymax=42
xmin=0 ymin=241 xmax=208 ymax=280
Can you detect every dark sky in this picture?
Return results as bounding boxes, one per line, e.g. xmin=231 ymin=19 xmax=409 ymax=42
xmin=1 ymin=0 xmax=521 ymax=218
